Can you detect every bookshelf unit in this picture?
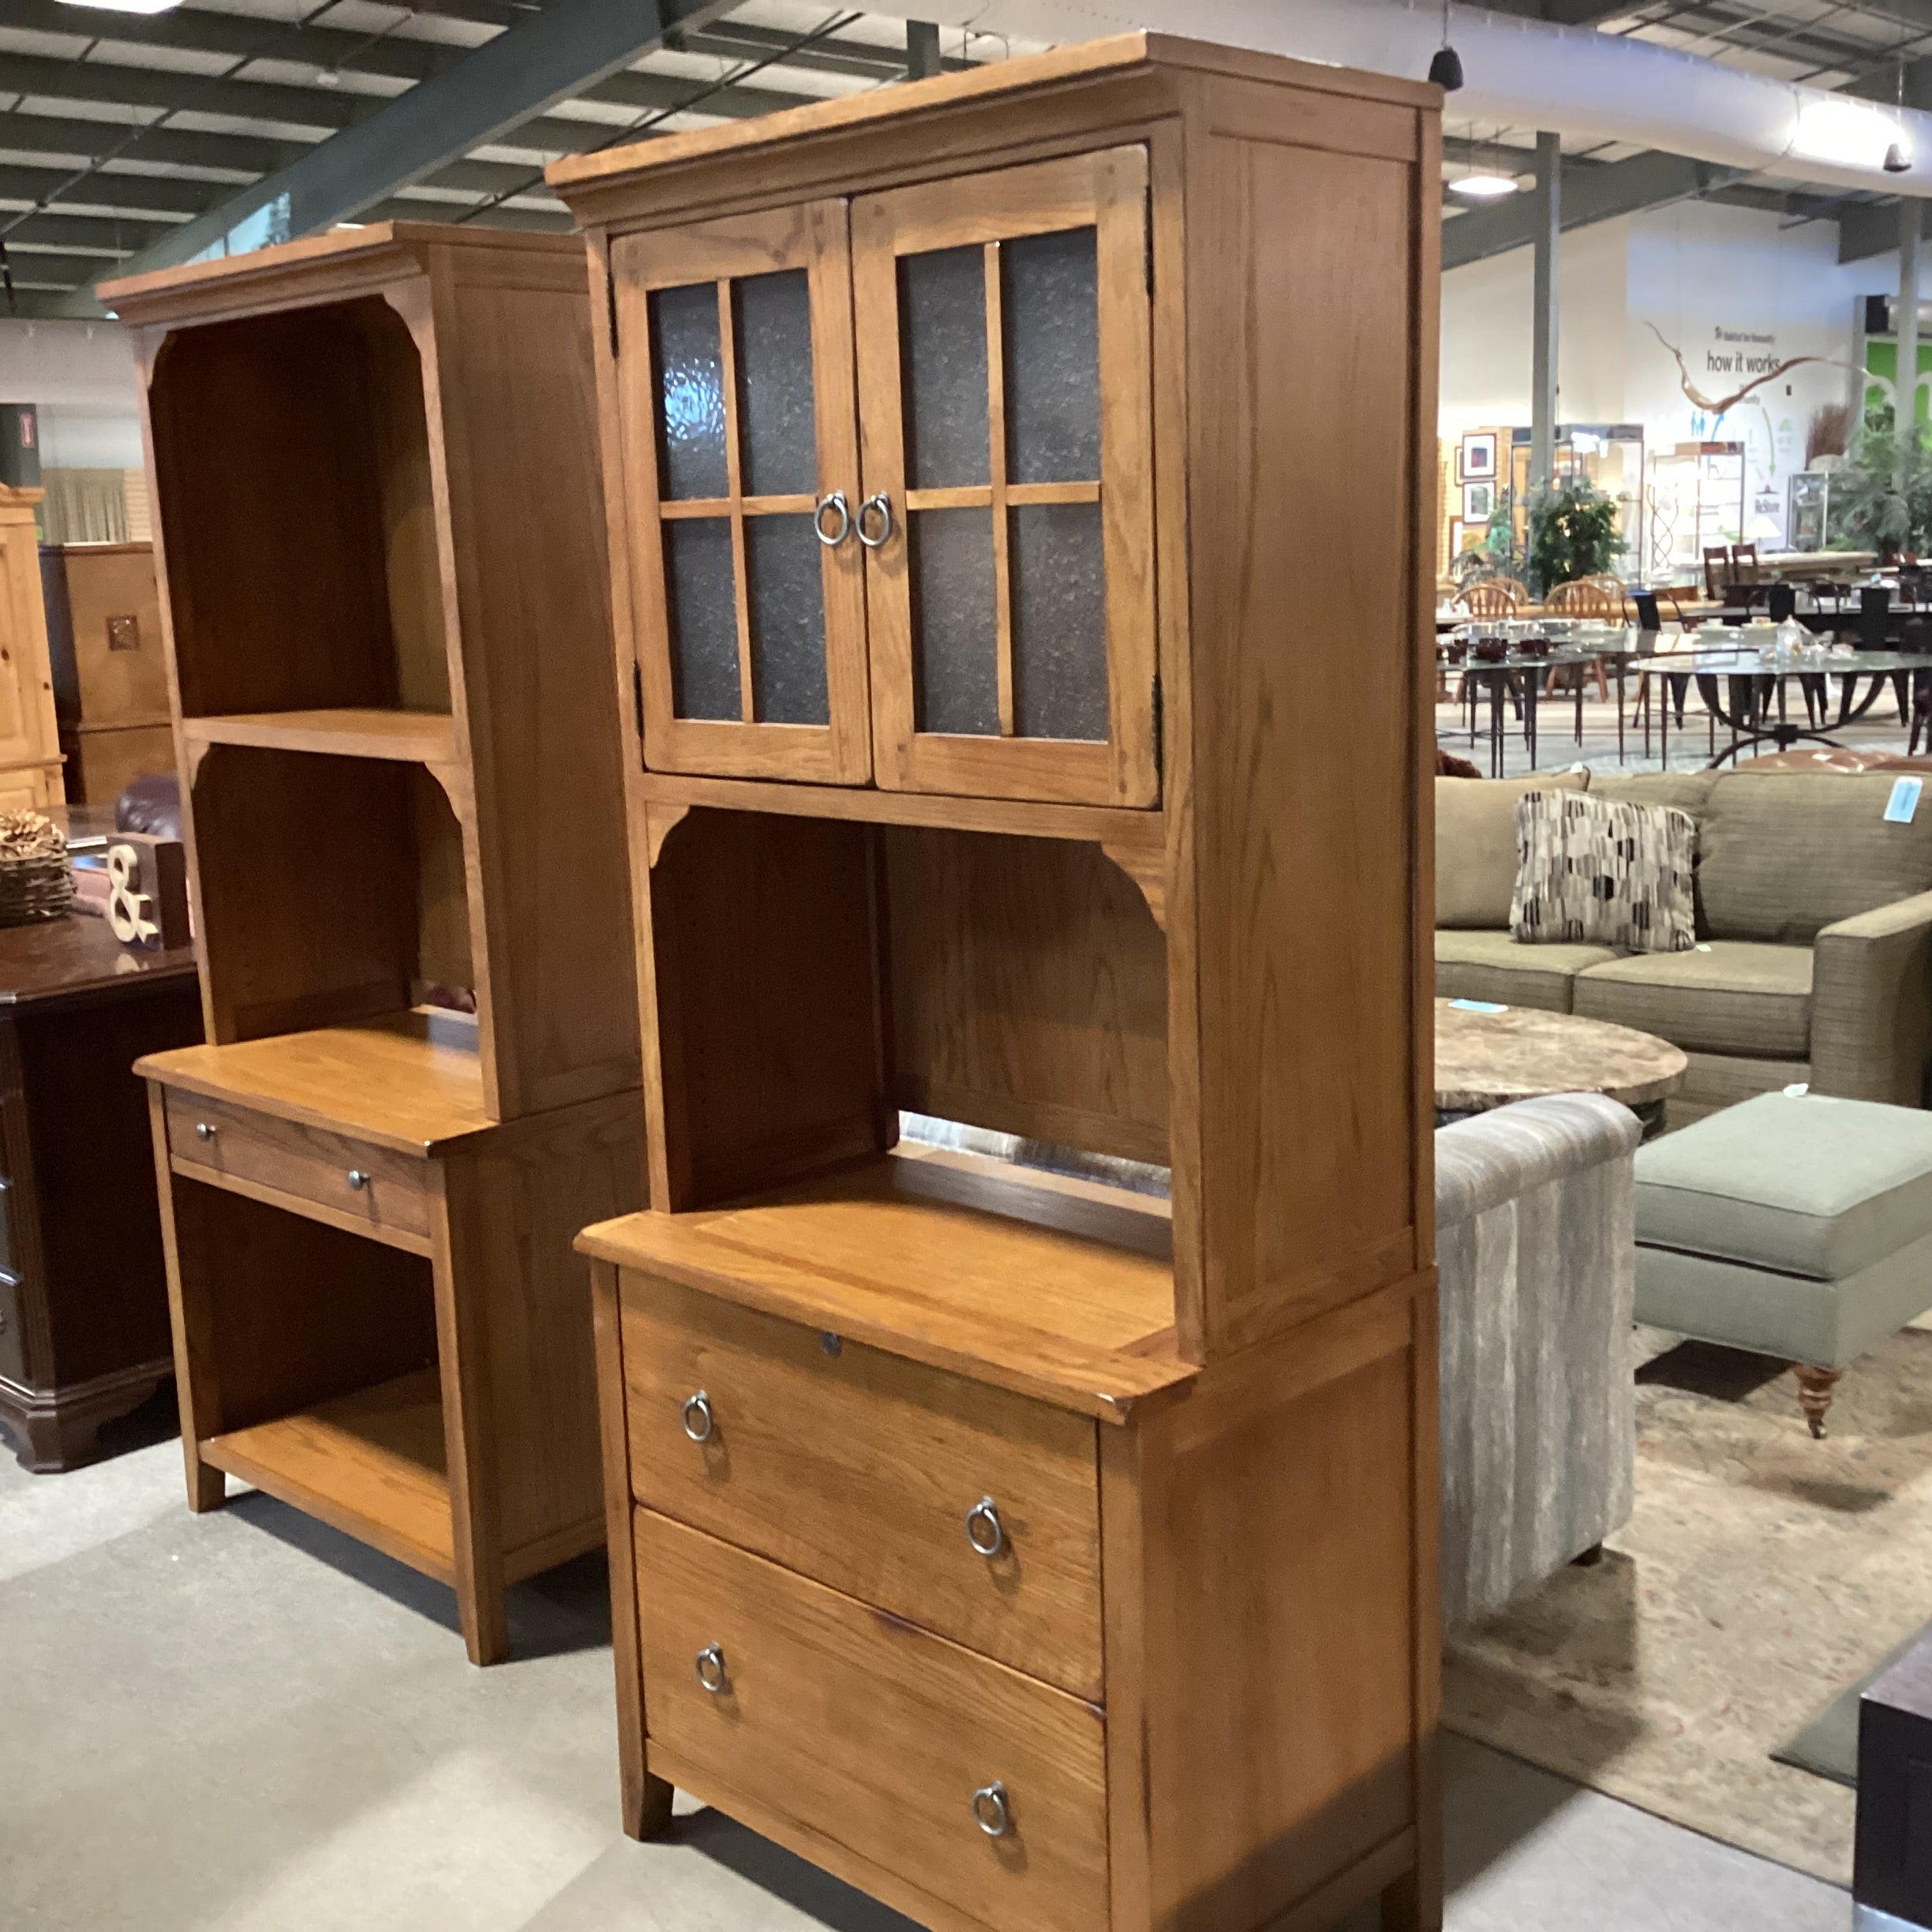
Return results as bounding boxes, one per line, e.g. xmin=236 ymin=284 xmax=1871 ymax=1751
xmin=555 ymin=35 xmax=1443 ymax=1932
xmin=103 ymin=225 xmax=643 ymax=1664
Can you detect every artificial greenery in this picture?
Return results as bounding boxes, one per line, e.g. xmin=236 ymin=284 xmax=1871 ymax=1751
xmin=1525 ymin=476 xmax=1620 ymax=595
xmin=1828 ymin=423 xmax=1932 ymax=558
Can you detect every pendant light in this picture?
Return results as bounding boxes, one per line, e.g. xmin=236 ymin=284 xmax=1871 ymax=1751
xmin=1429 ymin=0 xmax=1465 ymax=92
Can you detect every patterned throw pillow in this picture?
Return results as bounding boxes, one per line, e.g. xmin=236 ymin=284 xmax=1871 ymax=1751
xmin=1510 ymin=791 xmax=1697 ymax=953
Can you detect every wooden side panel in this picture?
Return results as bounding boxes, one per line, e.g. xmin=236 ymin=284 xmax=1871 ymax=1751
xmin=1104 ymin=1280 xmax=1431 ymax=1932
xmin=428 ymin=256 xmax=641 ymax=1120
xmin=437 ymin=1091 xmax=642 ymax=1561
xmin=143 ymin=305 xmax=402 ymax=717
xmin=884 ymin=826 xmax=1168 ymax=1163
xmin=646 ymin=807 xmax=887 ymax=1208
xmin=0 ymin=496 xmax=62 ymax=792
xmin=21 ymin=987 xmax=199 ymax=1387
xmin=1178 ymin=77 xmax=1427 ymax=1354
xmin=66 ymin=723 xmax=176 ymax=805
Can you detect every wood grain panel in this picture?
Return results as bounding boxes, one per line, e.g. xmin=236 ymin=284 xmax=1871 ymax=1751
xmin=884 ymin=826 xmax=1168 ymax=1163
xmin=620 ymin=1271 xmax=1103 ymax=1698
xmin=431 ymin=264 xmax=641 ymax=1118
xmin=1109 ymin=1288 xmax=1423 ymax=1932
xmin=636 ymin=1510 xmax=1109 ymax=1932
xmin=1180 ymin=85 xmax=1421 ymax=1355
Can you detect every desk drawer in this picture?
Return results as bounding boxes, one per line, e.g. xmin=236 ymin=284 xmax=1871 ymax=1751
xmin=163 ymin=1091 xmax=431 ymax=1245
xmin=638 ymin=1510 xmax=1107 ymax=1932
xmin=620 ymin=1271 xmax=1103 ymax=1700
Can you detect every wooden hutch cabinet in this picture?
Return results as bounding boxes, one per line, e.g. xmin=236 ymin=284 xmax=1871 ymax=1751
xmin=100 ymin=227 xmax=642 ymax=1664
xmin=0 ymin=486 xmax=67 ymax=811
xmin=39 ymin=541 xmax=174 ymax=804
xmin=555 ymin=34 xmax=1443 ymax=1932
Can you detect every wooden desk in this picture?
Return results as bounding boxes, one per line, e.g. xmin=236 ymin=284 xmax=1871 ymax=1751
xmin=0 ymin=913 xmax=200 ymax=1469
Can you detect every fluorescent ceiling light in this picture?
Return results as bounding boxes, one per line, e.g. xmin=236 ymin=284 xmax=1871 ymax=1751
xmin=1790 ymin=97 xmax=1901 ymax=172
xmin=1450 ymin=173 xmax=1521 ymax=200
xmin=53 ymin=0 xmax=181 ymax=12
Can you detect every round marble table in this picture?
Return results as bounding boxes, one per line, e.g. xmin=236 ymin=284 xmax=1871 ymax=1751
xmin=1435 ymin=998 xmax=1688 ymax=1135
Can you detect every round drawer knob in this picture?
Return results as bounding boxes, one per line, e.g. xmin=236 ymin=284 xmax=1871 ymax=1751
xmin=964 ymin=1497 xmax=1005 ymax=1559
xmin=681 ymin=1390 xmax=715 ymax=1443
xmin=346 ymin=1169 xmax=369 ymax=1192
xmin=695 ymin=1642 xmax=728 ymax=1694
xmin=194 ymin=1121 xmax=217 ymax=1142
xmin=972 ymin=1780 xmax=1012 ymax=1838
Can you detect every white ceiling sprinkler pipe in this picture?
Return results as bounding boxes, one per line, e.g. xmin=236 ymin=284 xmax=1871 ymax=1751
xmin=877 ymin=0 xmax=1932 ymax=200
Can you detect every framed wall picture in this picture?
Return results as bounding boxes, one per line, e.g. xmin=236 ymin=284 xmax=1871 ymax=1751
xmin=1448 ymin=519 xmax=1484 ymax=557
xmin=1462 ymin=480 xmax=1495 ymax=522
xmin=1459 ymin=432 xmax=1498 ymax=482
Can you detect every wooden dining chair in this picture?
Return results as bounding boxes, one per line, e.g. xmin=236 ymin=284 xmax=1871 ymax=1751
xmin=1704 ymin=547 xmax=1732 ymax=601
xmin=1455 ymin=578 xmax=1521 ymax=621
xmin=1731 ymin=542 xmax=1763 ymax=585
xmin=1542 ymin=578 xmax=1614 ymax=704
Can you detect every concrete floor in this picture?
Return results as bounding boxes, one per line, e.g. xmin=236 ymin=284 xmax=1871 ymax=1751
xmin=0 ymin=1415 xmax=1855 ymax=1932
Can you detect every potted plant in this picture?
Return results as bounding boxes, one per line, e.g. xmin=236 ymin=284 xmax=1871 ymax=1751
xmin=1526 ymin=475 xmax=1619 ymax=595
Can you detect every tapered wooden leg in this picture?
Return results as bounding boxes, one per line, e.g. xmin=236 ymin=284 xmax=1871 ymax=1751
xmin=1794 ymin=1364 xmax=1844 ymax=1440
xmin=1381 ymin=1862 xmax=1443 ymax=1932
xmin=455 ymin=1571 xmax=510 ymax=1668
xmin=148 ymin=1086 xmax=228 ymax=1514
xmin=627 ymin=1769 xmax=676 ymax=1842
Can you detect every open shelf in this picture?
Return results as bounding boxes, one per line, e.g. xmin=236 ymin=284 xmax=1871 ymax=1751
xmin=200 ymin=1368 xmax=454 ymax=1582
xmin=182 ymin=709 xmax=457 ymax=770
xmin=140 ymin=1009 xmax=490 ymax=1155
xmin=578 ymin=1145 xmax=1194 ymax=1421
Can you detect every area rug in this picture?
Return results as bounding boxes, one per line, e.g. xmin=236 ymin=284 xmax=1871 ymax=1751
xmin=1772 ymin=1612 xmax=1932 ymax=1789
xmin=1444 ymin=1330 xmax=1932 ymax=1886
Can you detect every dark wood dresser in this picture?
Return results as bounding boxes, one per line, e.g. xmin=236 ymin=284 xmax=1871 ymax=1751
xmin=0 ymin=913 xmax=200 ymax=1470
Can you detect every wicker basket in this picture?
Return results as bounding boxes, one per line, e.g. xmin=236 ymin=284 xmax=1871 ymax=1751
xmin=0 ymin=812 xmax=73 ymax=927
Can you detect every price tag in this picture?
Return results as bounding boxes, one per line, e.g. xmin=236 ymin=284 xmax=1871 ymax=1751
xmin=1447 ymin=999 xmax=1508 ymax=1013
xmin=1885 ymin=777 xmax=1923 ymax=824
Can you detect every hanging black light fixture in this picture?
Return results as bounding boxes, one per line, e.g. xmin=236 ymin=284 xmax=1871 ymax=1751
xmin=1429 ymin=0 xmax=1465 ymax=92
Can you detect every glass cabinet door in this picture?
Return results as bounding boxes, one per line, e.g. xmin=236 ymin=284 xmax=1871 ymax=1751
xmin=851 ymin=148 xmax=1156 ymax=806
xmin=612 ymin=200 xmax=870 ymax=783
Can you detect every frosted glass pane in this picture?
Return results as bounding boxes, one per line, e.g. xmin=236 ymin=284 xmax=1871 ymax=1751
xmin=911 ymin=508 xmax=998 ymax=736
xmin=900 ymin=247 xmax=989 ymax=488
xmin=1003 ymin=228 xmax=1101 ymax=485
xmin=665 ymin=519 xmax=741 ymax=721
xmin=735 ymin=270 xmax=816 ymax=498
xmin=650 ymin=283 xmax=727 ymax=500
xmin=1011 ymin=503 xmax=1107 ymax=741
xmin=747 ymin=515 xmax=829 ymax=725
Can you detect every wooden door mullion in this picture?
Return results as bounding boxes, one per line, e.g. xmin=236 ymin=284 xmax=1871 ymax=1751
xmin=715 ymin=278 xmax=756 ymax=723
xmin=983 ymin=241 xmax=1016 ymax=739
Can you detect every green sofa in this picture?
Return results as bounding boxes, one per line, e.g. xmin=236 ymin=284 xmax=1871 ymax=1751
xmin=1436 ymin=769 xmax=1932 ymax=1125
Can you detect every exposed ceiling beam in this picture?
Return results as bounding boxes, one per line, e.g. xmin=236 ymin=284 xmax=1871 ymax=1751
xmin=669 ymin=17 xmax=962 ymax=80
xmin=0 ymin=52 xmax=379 ymax=136
xmin=0 ymin=249 xmax=110 ymax=288
xmin=365 ymin=197 xmax=572 ymax=234
xmin=1443 ymin=148 xmax=1746 ymax=268
xmin=0 ymin=108 xmax=307 ymax=179
xmin=1 ymin=210 xmax=175 ymax=253
xmin=80 ymin=0 xmax=737 ymax=308
xmin=0 ymin=163 xmax=223 ymax=219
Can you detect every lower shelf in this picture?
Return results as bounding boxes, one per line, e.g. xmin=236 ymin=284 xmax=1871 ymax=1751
xmin=200 ymin=1368 xmax=455 ymax=1584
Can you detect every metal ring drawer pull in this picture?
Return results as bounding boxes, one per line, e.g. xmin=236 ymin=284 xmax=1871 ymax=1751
xmin=194 ymin=1121 xmax=217 ymax=1142
xmin=682 ymin=1390 xmax=715 ymax=1443
xmin=856 ymin=492 xmax=894 ymax=549
xmin=964 ymin=1497 xmax=1004 ymax=1559
xmin=972 ymin=1781 xmax=1012 ymax=1838
xmin=695 ymin=1642 xmax=728 ymax=1694
xmin=813 ymin=491 xmax=852 ymax=547
xmin=346 ymin=1169 xmax=369 ymax=1192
